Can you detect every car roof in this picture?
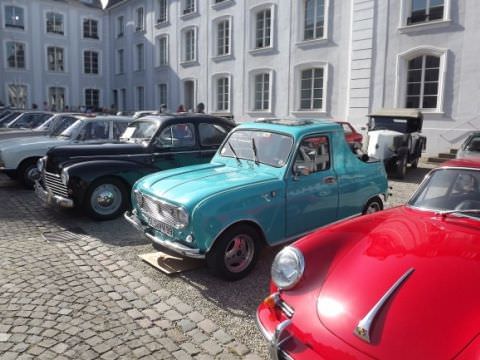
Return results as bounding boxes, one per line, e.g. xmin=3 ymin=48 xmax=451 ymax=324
xmin=442 ymin=159 xmax=480 ymax=169
xmin=138 ymin=113 xmax=235 ymax=127
xmin=235 ymin=118 xmax=341 ymax=138
xmin=368 ymin=108 xmax=422 ymax=119
xmin=76 ymin=115 xmax=132 ymax=121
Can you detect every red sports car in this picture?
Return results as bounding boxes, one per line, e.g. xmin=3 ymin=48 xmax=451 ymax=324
xmin=335 ymin=121 xmax=363 ymax=148
xmin=257 ymin=159 xmax=480 ymax=359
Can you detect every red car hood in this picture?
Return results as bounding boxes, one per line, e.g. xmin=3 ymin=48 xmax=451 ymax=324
xmin=289 ymin=206 xmax=480 ymax=359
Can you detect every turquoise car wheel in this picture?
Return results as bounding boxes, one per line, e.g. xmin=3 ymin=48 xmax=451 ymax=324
xmin=206 ymin=224 xmax=261 ymax=281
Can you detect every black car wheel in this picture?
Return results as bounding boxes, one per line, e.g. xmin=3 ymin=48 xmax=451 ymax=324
xmin=84 ymin=177 xmax=129 ymax=221
xmin=206 ymin=224 xmax=261 ymax=281
xmin=362 ymin=196 xmax=383 ymax=215
xmin=18 ymin=159 xmax=39 ymax=189
xmin=410 ymin=157 xmax=419 ymax=169
xmin=395 ymin=155 xmax=407 ymax=179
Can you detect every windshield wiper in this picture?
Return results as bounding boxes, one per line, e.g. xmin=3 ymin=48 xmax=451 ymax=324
xmin=435 ymin=209 xmax=480 ymax=218
xmin=227 ymin=141 xmax=241 ymax=165
xmin=251 ymin=138 xmax=259 ymax=165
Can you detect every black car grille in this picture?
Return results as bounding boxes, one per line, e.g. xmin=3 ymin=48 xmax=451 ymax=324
xmin=44 ymin=171 xmax=69 ymax=198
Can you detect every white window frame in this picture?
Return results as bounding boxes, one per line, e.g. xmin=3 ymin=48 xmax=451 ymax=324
xmin=82 ymin=17 xmax=100 ymax=40
xmin=46 ymin=45 xmax=66 ymax=72
xmin=249 ymin=69 xmax=274 ymax=114
xmin=297 ymin=0 xmax=330 ymax=45
xmin=212 ymin=74 xmax=232 ymax=113
xmin=4 ymin=41 xmax=26 ymax=70
xmin=135 ymin=43 xmax=145 ymax=71
xmin=84 ymin=88 xmax=100 ymax=109
xmin=181 ymin=78 xmax=197 ymax=112
xmin=135 ymin=7 xmax=145 ymax=32
xmin=82 ymin=49 xmax=100 ymax=75
xmin=157 ymin=83 xmax=168 ymax=109
xmin=394 ymin=46 xmax=448 ymax=114
xmin=156 ymin=0 xmax=169 ymax=26
xmin=212 ymin=0 xmax=235 ymax=10
xmin=47 ymin=86 xmax=67 ymax=111
xmin=399 ymin=0 xmax=451 ymax=32
xmin=3 ymin=4 xmax=26 ymax=31
xmin=181 ymin=0 xmax=197 ymax=18
xmin=250 ymin=4 xmax=275 ymax=53
xmin=6 ymin=83 xmax=29 ymax=108
xmin=116 ymin=15 xmax=125 ymax=37
xmin=181 ymin=26 xmax=197 ymax=64
xmin=292 ymin=62 xmax=329 ymax=114
xmin=136 ymin=86 xmax=145 ymax=109
xmin=212 ymin=16 xmax=232 ymax=59
xmin=45 ymin=11 xmax=65 ymax=36
xmin=116 ymin=49 xmax=124 ymax=74
xmin=156 ymin=35 xmax=169 ymax=67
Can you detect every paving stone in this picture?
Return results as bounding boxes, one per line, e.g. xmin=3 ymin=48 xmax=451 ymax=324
xmin=0 ymin=333 xmax=11 ymax=342
xmin=178 ymin=319 xmax=197 ymax=332
xmin=180 ymin=342 xmax=201 ymax=355
xmin=172 ymin=349 xmax=193 ymax=360
xmin=197 ymin=319 xmax=218 ymax=334
xmin=201 ymin=340 xmax=223 ymax=356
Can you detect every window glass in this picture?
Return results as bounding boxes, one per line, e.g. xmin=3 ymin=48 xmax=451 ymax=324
xmin=84 ymin=51 xmax=98 ymax=74
xmin=7 ymin=85 xmax=27 ymax=108
xmin=199 ymin=123 xmax=228 ymax=146
xmin=304 ymin=0 xmax=325 ymax=40
xmin=113 ymin=121 xmax=129 ymax=139
xmin=217 ymin=19 xmax=230 ymax=56
xmin=46 ymin=12 xmax=64 ymax=34
xmin=300 ymin=68 xmax=324 ymax=110
xmin=5 ymin=6 xmax=24 ymax=28
xmin=216 ymin=77 xmax=230 ymax=111
xmin=254 ymin=73 xmax=270 ymax=111
xmin=408 ymin=0 xmax=444 ymax=24
xmin=406 ymin=55 xmax=440 ymax=109
xmin=49 ymin=116 xmax=77 ymax=136
xmin=183 ymin=0 xmax=195 ymax=14
xmin=47 ymin=47 xmax=64 ymax=71
xmin=158 ymin=0 xmax=167 ymax=23
xmin=76 ymin=120 xmax=109 ymax=141
xmin=6 ymin=42 xmax=25 ymax=68
xmin=294 ymin=135 xmax=330 ymax=175
xmin=255 ymin=9 xmax=271 ymax=48
xmin=155 ymin=123 xmax=195 ymax=148
xmin=184 ymin=29 xmax=195 ymax=61
xmin=83 ymin=19 xmax=98 ymax=39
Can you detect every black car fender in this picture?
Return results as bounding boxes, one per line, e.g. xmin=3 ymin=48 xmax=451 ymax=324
xmin=65 ymin=159 xmax=154 ymax=203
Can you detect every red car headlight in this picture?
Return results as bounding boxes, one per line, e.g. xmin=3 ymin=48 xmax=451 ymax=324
xmin=271 ymin=246 xmax=305 ymax=290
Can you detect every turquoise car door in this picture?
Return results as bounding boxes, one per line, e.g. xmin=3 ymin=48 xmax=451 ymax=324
xmin=151 ymin=122 xmax=202 ymax=170
xmin=285 ymin=134 xmax=339 ymax=237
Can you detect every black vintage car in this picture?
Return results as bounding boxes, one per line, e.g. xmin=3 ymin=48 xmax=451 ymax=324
xmin=35 ymin=114 xmax=235 ymax=220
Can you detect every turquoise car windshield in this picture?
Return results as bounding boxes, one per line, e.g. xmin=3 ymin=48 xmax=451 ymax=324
xmin=220 ymin=130 xmax=293 ymax=168
xmin=408 ymin=168 xmax=480 ymax=219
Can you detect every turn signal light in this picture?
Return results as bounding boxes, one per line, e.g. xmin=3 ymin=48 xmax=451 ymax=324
xmin=263 ymin=293 xmax=279 ymax=309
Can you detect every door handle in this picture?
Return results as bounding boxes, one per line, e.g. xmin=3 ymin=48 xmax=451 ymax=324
xmin=323 ymin=176 xmax=336 ymax=184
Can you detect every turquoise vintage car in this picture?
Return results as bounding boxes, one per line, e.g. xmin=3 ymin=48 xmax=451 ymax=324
xmin=125 ymin=119 xmax=389 ymax=280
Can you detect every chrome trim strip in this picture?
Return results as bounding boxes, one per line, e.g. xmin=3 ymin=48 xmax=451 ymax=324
xmin=124 ymin=211 xmax=204 ymax=259
xmin=354 ymin=267 xmax=414 ymax=343
xmin=269 ymin=320 xmax=292 ymax=360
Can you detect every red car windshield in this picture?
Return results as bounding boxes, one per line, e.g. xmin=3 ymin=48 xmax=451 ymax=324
xmin=409 ymin=168 xmax=480 ymax=219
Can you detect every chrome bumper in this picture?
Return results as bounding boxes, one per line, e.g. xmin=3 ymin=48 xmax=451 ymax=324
xmin=256 ymin=314 xmax=293 ymax=360
xmin=34 ymin=181 xmax=74 ymax=208
xmin=124 ymin=211 xmax=205 ymax=259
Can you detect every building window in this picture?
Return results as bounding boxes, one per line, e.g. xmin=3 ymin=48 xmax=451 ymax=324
xmin=48 ymin=87 xmax=65 ymax=111
xmin=7 ymin=84 xmax=27 ymax=108
xmin=85 ymin=89 xmax=99 ymax=109
xmin=136 ymin=87 xmax=145 ymax=109
xmin=136 ymin=7 xmax=145 ymax=31
xmin=255 ymin=8 xmax=272 ymax=49
xmin=121 ymin=88 xmax=126 ymax=110
xmin=299 ymin=68 xmax=324 ymax=110
xmin=157 ymin=0 xmax=168 ymax=23
xmin=254 ymin=73 xmax=271 ymax=111
xmin=406 ymin=55 xmax=440 ymax=109
xmin=5 ymin=5 xmax=24 ymax=29
xmin=183 ymin=0 xmax=196 ymax=15
xmin=83 ymin=18 xmax=98 ymax=39
xmin=408 ymin=0 xmax=444 ymax=25
xmin=117 ymin=49 xmax=124 ymax=74
xmin=158 ymin=83 xmax=168 ymax=107
xmin=157 ymin=36 xmax=168 ymax=66
xmin=46 ymin=12 xmax=64 ymax=35
xmin=216 ymin=19 xmax=231 ymax=57
xmin=136 ymin=44 xmax=144 ymax=71
xmin=215 ymin=76 xmax=230 ymax=112
xmin=117 ymin=16 xmax=124 ymax=37
xmin=183 ymin=28 xmax=196 ymax=62
xmin=47 ymin=47 xmax=64 ymax=72
xmin=84 ymin=51 xmax=99 ymax=74
xmin=113 ymin=89 xmax=118 ymax=110
xmin=304 ymin=0 xmax=325 ymax=40
xmin=6 ymin=42 xmax=25 ymax=69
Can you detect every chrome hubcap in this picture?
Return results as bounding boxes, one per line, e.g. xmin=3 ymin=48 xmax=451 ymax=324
xmin=366 ymin=202 xmax=380 ymax=214
xmin=91 ymin=184 xmax=122 ymax=215
xmin=224 ymin=234 xmax=255 ymax=273
xmin=27 ymin=167 xmax=40 ymax=181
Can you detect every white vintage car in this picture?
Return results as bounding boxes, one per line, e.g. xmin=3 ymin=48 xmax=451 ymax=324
xmin=0 ymin=115 xmax=131 ymax=188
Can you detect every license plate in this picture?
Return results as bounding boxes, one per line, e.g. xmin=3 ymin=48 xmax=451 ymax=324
xmin=144 ymin=214 xmax=173 ymax=237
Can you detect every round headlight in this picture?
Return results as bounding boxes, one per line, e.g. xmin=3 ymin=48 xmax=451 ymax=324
xmin=37 ymin=158 xmax=45 ymax=172
xmin=60 ymin=169 xmax=69 ymax=185
xmin=271 ymin=246 xmax=305 ymax=290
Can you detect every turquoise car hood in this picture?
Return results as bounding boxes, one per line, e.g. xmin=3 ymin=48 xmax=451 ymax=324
xmin=138 ymin=162 xmax=279 ymax=207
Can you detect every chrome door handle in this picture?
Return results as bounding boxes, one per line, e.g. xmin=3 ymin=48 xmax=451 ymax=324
xmin=323 ymin=176 xmax=336 ymax=184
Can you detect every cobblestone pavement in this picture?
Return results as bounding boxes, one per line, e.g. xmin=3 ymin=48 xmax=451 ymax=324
xmin=0 ymin=162 xmax=435 ymax=359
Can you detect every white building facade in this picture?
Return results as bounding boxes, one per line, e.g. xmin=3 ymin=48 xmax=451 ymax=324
xmin=1 ymin=0 xmax=479 ymax=155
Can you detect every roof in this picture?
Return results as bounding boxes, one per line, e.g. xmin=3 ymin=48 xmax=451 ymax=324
xmin=237 ymin=118 xmax=341 ymax=138
xmin=441 ymin=159 xmax=480 ymax=169
xmin=105 ymin=0 xmax=124 ymax=9
xmin=368 ymin=108 xmax=422 ymax=119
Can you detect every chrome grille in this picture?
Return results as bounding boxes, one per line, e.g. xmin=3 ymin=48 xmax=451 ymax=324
xmin=139 ymin=194 xmax=176 ymax=227
xmin=44 ymin=171 xmax=69 ymax=198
